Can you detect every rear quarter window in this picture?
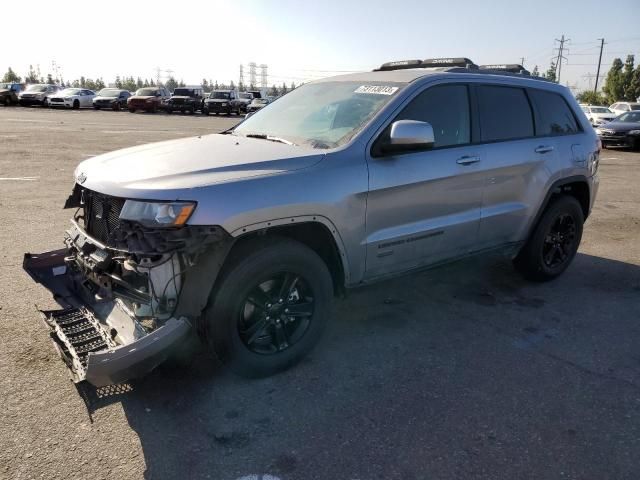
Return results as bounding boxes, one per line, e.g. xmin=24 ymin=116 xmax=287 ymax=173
xmin=477 ymin=85 xmax=534 ymax=142
xmin=529 ymin=89 xmax=579 ymax=136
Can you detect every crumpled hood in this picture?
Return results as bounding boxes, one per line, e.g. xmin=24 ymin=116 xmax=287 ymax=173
xmin=75 ymin=133 xmax=324 ymax=196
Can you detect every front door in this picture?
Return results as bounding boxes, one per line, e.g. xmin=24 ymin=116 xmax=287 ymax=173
xmin=364 ymin=83 xmax=485 ymax=280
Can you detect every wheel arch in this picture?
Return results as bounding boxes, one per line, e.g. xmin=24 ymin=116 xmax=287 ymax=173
xmin=527 ymin=175 xmax=592 ymax=239
xmin=229 ymin=217 xmax=349 ymax=295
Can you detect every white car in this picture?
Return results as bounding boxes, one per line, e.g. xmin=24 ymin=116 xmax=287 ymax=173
xmin=609 ymin=101 xmax=640 ymax=117
xmin=48 ymin=88 xmax=96 ymax=109
xmin=580 ymin=105 xmax=616 ymax=126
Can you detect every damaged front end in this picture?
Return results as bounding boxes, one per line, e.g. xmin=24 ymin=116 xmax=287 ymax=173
xmin=24 ymin=185 xmax=231 ymax=387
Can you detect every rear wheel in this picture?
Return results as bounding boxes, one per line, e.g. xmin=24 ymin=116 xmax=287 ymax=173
xmin=113 ymin=102 xmax=121 ymax=111
xmin=204 ymin=237 xmax=333 ymax=378
xmin=3 ymin=97 xmax=9 ymax=106
xmin=514 ymin=195 xmax=584 ymax=281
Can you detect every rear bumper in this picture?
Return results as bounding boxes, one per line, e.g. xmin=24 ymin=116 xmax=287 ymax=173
xmin=24 ymin=247 xmax=192 ymax=387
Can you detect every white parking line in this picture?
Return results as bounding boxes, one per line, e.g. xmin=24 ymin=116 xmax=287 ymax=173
xmin=0 ymin=177 xmax=39 ymax=181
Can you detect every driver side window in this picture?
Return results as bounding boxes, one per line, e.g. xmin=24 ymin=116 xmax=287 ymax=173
xmin=395 ymin=84 xmax=471 ymax=148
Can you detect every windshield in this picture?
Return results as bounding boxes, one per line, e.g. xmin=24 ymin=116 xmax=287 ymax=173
xmin=98 ymin=88 xmax=121 ymax=97
xmin=252 ymin=98 xmax=268 ymax=105
xmin=60 ymin=88 xmax=81 ymax=96
xmin=0 ymin=83 xmax=8 ymax=89
xmin=631 ymin=105 xmax=640 ymax=111
xmin=173 ymin=88 xmax=193 ymax=96
xmin=591 ymin=107 xmax=612 ymax=114
xmin=240 ymin=93 xmax=252 ymax=99
xmin=234 ymin=81 xmax=404 ymax=148
xmin=26 ymin=84 xmax=47 ymax=92
xmin=210 ymin=91 xmax=230 ymax=99
xmin=136 ymin=88 xmax=157 ymax=96
xmin=617 ymin=112 xmax=640 ymax=122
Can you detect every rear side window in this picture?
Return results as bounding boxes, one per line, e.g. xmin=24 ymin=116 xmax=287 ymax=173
xmin=396 ymin=84 xmax=470 ymax=148
xmin=477 ymin=85 xmax=534 ymax=142
xmin=529 ymin=89 xmax=579 ymax=136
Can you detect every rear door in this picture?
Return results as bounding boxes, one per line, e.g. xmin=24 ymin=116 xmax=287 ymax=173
xmin=528 ymin=88 xmax=584 ymax=170
xmin=364 ymin=83 xmax=486 ymax=279
xmin=474 ymin=84 xmax=550 ymax=249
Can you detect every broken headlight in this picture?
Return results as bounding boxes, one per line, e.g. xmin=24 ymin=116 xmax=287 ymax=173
xmin=119 ymin=200 xmax=196 ymax=227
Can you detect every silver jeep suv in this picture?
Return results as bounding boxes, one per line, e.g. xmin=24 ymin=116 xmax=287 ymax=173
xmin=25 ymin=58 xmax=600 ymax=386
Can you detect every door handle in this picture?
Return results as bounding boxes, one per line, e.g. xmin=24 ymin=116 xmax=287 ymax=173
xmin=535 ymin=145 xmax=554 ymax=154
xmin=456 ymin=155 xmax=480 ymax=165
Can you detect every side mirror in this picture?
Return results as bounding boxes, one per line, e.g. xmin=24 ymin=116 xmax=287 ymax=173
xmin=383 ymin=120 xmax=435 ymax=154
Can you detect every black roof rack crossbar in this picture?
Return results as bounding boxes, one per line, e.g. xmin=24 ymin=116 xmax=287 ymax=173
xmin=480 ymin=64 xmax=530 ymax=75
xmin=376 ymin=57 xmax=477 ymax=71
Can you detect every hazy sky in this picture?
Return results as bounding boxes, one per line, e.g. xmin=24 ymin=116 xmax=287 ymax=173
xmin=5 ymin=0 xmax=640 ymax=92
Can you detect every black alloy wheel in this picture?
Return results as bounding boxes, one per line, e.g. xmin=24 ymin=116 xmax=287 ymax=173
xmin=204 ymin=237 xmax=333 ymax=378
xmin=238 ymin=273 xmax=315 ymax=355
xmin=514 ymin=195 xmax=584 ymax=281
xmin=541 ymin=213 xmax=577 ymax=268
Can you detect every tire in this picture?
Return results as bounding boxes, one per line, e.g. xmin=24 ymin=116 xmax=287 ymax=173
xmin=128 ymin=107 xmax=135 ymax=113
xmin=94 ymin=105 xmax=100 ymax=110
xmin=514 ymin=195 xmax=584 ymax=282
xmin=203 ymin=237 xmax=333 ymax=378
xmin=3 ymin=97 xmax=10 ymax=107
xmin=113 ymin=102 xmax=121 ymax=112
xmin=203 ymin=109 xmax=209 ymax=116
xmin=73 ymin=100 xmax=80 ymax=110
xmin=166 ymin=108 xmax=172 ymax=114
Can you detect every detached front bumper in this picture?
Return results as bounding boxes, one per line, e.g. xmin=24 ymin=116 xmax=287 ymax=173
xmin=24 ymin=245 xmax=192 ymax=387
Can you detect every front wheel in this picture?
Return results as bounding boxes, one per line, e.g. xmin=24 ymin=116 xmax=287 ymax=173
xmin=73 ymin=100 xmax=80 ymax=109
xmin=514 ymin=195 xmax=584 ymax=281
xmin=204 ymin=237 xmax=333 ymax=378
xmin=128 ymin=107 xmax=135 ymax=113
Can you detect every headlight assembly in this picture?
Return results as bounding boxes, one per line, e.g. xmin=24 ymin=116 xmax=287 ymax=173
xmin=628 ymin=130 xmax=640 ymax=135
xmin=119 ymin=200 xmax=196 ymax=227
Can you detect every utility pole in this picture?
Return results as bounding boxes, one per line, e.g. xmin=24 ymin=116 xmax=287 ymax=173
xmin=554 ymin=35 xmax=569 ymax=84
xmin=594 ymin=38 xmax=605 ymax=93
xmin=520 ymin=57 xmax=525 ymax=66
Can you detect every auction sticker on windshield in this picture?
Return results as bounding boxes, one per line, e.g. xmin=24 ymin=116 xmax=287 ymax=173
xmin=354 ymin=85 xmax=399 ymax=95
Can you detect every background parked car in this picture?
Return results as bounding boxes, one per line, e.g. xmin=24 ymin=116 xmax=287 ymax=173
xmin=48 ymin=88 xmax=96 ymax=109
xmin=166 ymin=86 xmax=204 ymax=114
xmin=246 ymin=97 xmax=270 ymax=114
xmin=203 ymin=90 xmax=239 ymax=115
xmin=235 ymin=92 xmax=253 ymax=113
xmin=18 ymin=84 xmax=61 ymax=107
xmin=0 ymin=82 xmax=23 ymax=106
xmin=93 ymin=88 xmax=131 ymax=111
xmin=580 ymin=104 xmax=616 ymax=126
xmin=595 ymin=111 xmax=640 ymax=149
xmin=609 ymin=102 xmax=640 ymax=117
xmin=127 ymin=87 xmax=171 ymax=113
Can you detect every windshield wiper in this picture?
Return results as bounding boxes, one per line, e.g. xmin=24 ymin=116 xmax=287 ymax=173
xmin=244 ymin=133 xmax=296 ymax=146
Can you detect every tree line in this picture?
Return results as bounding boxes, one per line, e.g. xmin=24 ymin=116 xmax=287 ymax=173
xmin=530 ymin=54 xmax=640 ymax=105
xmin=0 ymin=65 xmax=297 ymax=96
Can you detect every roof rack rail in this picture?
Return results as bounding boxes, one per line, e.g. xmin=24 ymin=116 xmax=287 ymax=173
xmin=480 ymin=64 xmax=530 ymax=75
xmin=375 ymin=57 xmax=477 ymax=71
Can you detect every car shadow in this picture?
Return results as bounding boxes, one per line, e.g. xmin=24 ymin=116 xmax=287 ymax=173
xmin=82 ymin=252 xmax=640 ymax=480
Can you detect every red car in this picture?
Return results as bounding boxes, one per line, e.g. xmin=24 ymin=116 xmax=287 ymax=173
xmin=127 ymin=87 xmax=171 ymax=113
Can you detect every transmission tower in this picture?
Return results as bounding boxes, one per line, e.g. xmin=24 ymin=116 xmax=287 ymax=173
xmin=259 ymin=64 xmax=268 ymax=88
xmin=248 ymin=62 xmax=257 ymax=87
